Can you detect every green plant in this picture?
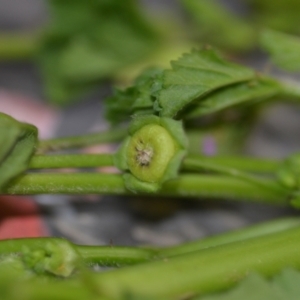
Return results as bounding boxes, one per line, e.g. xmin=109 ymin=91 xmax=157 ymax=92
xmin=2 ymin=1 xmax=300 ymax=299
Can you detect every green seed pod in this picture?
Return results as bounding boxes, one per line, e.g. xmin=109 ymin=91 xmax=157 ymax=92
xmin=114 ymin=115 xmax=188 ymax=193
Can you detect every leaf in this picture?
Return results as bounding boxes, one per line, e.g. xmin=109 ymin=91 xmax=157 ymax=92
xmin=260 ymin=29 xmax=300 ymax=72
xmin=198 ymin=269 xmax=300 ymax=300
xmin=105 ymin=68 xmax=162 ymax=125
xmin=153 ymin=48 xmax=255 ymax=118
xmin=184 ymin=78 xmax=281 ymax=119
xmin=0 ymin=113 xmax=38 ymax=192
xmin=181 ymin=0 xmax=255 ymax=52
xmin=38 ymin=0 xmax=159 ymax=105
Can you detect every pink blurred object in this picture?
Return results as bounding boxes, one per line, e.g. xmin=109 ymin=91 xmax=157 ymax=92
xmin=0 ymin=90 xmax=60 ymax=139
xmin=0 ymin=196 xmax=48 ymax=239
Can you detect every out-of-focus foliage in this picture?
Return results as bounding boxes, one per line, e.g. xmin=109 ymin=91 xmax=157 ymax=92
xmin=248 ymin=0 xmax=300 ymax=35
xmin=260 ymin=29 xmax=300 ymax=72
xmin=38 ymin=0 xmax=159 ymax=105
xmin=181 ymin=0 xmax=256 ymax=52
xmin=36 ymin=0 xmax=300 ymax=106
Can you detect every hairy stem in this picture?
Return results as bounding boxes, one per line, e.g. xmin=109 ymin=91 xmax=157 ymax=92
xmin=182 ymin=154 xmax=285 ymax=194
xmin=29 ymin=152 xmax=280 ymax=172
xmin=29 ymin=154 xmax=115 ymax=169
xmin=37 ymin=128 xmax=127 ymax=153
xmin=4 ymin=173 xmax=288 ymax=204
xmin=160 ymin=217 xmax=300 ymax=257
xmin=183 ymin=154 xmax=280 ymax=173
xmin=0 ymin=238 xmax=157 ymax=267
xmin=95 ymin=225 xmax=300 ymax=299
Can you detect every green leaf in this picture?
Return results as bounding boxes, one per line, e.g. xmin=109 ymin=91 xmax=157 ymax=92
xmin=198 ymin=269 xmax=300 ymax=300
xmin=0 ymin=113 xmax=38 ymax=192
xmin=181 ymin=0 xmax=256 ymax=52
xmin=184 ymin=78 xmax=281 ymax=118
xmin=260 ymin=29 xmax=300 ymax=72
xmin=105 ymin=67 xmax=162 ymax=125
xmin=38 ymin=0 xmax=159 ymax=105
xmin=153 ymin=48 xmax=255 ymax=118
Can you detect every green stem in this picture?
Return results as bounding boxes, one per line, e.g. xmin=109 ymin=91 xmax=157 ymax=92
xmin=4 ymin=173 xmax=288 ymax=204
xmin=29 ymin=153 xmax=280 ymax=172
xmin=37 ymin=128 xmax=127 ymax=153
xmin=0 ymin=33 xmax=37 ymax=61
xmin=184 ymin=154 xmax=280 ymax=173
xmin=160 ymin=217 xmax=300 ymax=257
xmin=95 ymin=225 xmax=300 ymax=299
xmin=29 ymin=154 xmax=114 ymax=169
xmin=0 ymin=238 xmax=156 ymax=267
xmin=10 ymin=279 xmax=99 ymax=300
xmin=77 ymin=245 xmax=157 ymax=266
xmin=182 ymin=154 xmax=285 ymax=194
xmin=1 ymin=218 xmax=298 ymax=268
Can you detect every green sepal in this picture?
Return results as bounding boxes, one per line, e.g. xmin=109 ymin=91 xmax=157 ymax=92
xmin=122 ymin=173 xmax=160 ymax=193
xmin=128 ymin=115 xmax=161 ymax=135
xmin=113 ymin=136 xmax=131 ymax=171
xmin=114 ymin=115 xmax=188 ymax=193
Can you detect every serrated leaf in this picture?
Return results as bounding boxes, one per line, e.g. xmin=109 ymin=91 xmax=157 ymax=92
xmin=38 ymin=0 xmax=159 ymax=105
xmin=184 ymin=78 xmax=281 ymax=118
xmin=0 ymin=113 xmax=38 ymax=191
xmin=198 ymin=269 xmax=300 ymax=300
xmin=105 ymin=68 xmax=162 ymax=125
xmin=153 ymin=48 xmax=255 ymax=118
xmin=181 ymin=0 xmax=255 ymax=52
xmin=260 ymin=29 xmax=300 ymax=72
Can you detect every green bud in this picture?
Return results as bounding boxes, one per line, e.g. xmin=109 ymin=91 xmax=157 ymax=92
xmin=114 ymin=115 xmax=188 ymax=193
xmin=22 ymin=239 xmax=81 ymax=277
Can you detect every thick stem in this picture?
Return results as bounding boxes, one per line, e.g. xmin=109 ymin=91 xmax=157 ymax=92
xmin=183 ymin=154 xmax=280 ymax=173
xmin=29 ymin=154 xmax=115 ymax=169
xmin=160 ymin=217 xmax=300 ymax=257
xmin=0 ymin=238 xmax=156 ymax=267
xmin=4 ymin=173 xmax=288 ymax=204
xmin=182 ymin=155 xmax=285 ymax=194
xmin=77 ymin=245 xmax=157 ymax=266
xmin=95 ymin=226 xmax=300 ymax=299
xmin=29 ymin=152 xmax=279 ymax=172
xmin=37 ymin=128 xmax=127 ymax=153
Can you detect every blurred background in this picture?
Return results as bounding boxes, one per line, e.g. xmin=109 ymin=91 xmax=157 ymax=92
xmin=0 ymin=0 xmax=299 ymax=246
